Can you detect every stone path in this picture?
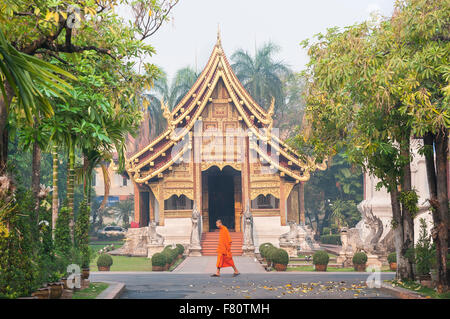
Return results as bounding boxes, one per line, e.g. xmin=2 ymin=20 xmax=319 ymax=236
xmin=90 ymin=272 xmax=397 ymax=299
xmin=173 ymin=256 xmax=266 ymax=274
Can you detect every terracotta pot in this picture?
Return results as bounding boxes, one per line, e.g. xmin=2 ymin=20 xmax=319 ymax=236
xmin=389 ymin=262 xmax=397 ymax=271
xmin=97 ymin=266 xmax=110 ymax=271
xmin=60 ymin=277 xmax=69 ymax=289
xmin=32 ymin=287 xmax=50 ymax=299
xmin=354 ymin=263 xmax=367 ymax=272
xmin=152 ymin=265 xmax=164 ymax=271
xmin=81 ymin=267 xmax=90 ymax=280
xmin=274 ymin=263 xmax=287 ymax=271
xmin=315 ymin=264 xmax=327 ymax=271
xmin=178 ymin=254 xmax=183 ymax=259
xmin=48 ymin=282 xmax=63 ymax=299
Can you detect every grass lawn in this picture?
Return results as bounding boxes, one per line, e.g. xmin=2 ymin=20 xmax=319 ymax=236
xmin=90 ymin=255 xmax=153 ymax=271
xmin=89 ymin=241 xmax=124 ymax=253
xmin=387 ymin=280 xmax=450 ymax=299
xmin=72 ymin=282 xmax=109 ymax=299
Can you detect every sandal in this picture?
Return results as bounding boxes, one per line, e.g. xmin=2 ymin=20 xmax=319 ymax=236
xmin=210 ymin=274 xmax=220 ymax=277
xmin=232 ymin=273 xmax=240 ymax=277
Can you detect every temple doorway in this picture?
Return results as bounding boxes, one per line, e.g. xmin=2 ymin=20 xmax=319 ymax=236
xmin=204 ymin=166 xmax=240 ymax=231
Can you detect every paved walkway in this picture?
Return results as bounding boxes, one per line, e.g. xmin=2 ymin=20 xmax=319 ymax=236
xmin=173 ymin=256 xmax=266 ymax=274
xmin=90 ymin=272 xmax=396 ymax=299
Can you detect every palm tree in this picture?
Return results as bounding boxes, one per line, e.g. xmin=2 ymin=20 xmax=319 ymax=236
xmin=0 ymin=28 xmax=75 ymax=171
xmin=231 ymin=42 xmax=291 ymax=111
xmin=144 ymin=66 xmax=199 ymax=137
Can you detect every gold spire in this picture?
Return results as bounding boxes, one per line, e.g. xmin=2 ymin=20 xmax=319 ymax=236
xmin=216 ymin=23 xmax=221 ymax=46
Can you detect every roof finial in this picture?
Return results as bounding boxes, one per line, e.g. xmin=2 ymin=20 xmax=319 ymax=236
xmin=217 ymin=23 xmax=221 ymax=46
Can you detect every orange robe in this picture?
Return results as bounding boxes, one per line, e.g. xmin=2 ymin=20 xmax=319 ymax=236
xmin=216 ymin=225 xmax=235 ymax=268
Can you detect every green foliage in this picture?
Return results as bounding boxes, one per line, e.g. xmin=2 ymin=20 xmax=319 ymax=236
xmin=96 ymin=254 xmax=113 ymax=268
xmin=0 ymin=185 xmax=38 ymax=298
xmin=176 ymin=244 xmax=185 ymax=255
xmin=231 ymin=42 xmax=291 ymax=112
xmin=259 ymin=242 xmax=274 ymax=258
xmin=399 ymin=190 xmax=419 ymax=218
xmin=74 ymin=200 xmax=91 ymax=267
xmin=352 ymin=252 xmax=368 ymax=265
xmin=415 ymin=218 xmax=435 ymax=276
xmin=312 ymin=250 xmax=329 ymax=265
xmin=272 ymin=249 xmax=289 ymax=265
xmin=320 ymin=234 xmax=342 ymax=245
xmin=54 ymin=205 xmax=72 ymax=260
xmin=388 ymin=252 xmax=397 ymax=264
xmin=264 ymin=246 xmax=279 ymax=264
xmin=151 ymin=252 xmax=167 ymax=267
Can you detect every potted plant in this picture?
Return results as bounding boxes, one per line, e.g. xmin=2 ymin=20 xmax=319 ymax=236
xmin=265 ymin=246 xmax=278 ymax=268
xmin=97 ymin=253 xmax=113 ymax=271
xmin=272 ymin=248 xmax=289 ymax=271
xmin=313 ymin=250 xmax=329 ymax=271
xmin=415 ymin=219 xmax=434 ymax=287
xmin=352 ymin=252 xmax=368 ymax=271
xmin=31 ymin=287 xmax=51 ymax=299
xmin=259 ymin=243 xmax=273 ymax=262
xmin=387 ymin=252 xmax=397 ymax=271
xmin=152 ymin=252 xmax=167 ymax=271
xmin=162 ymin=250 xmax=172 ymax=270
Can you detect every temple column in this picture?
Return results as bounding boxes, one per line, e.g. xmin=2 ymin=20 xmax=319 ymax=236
xmin=133 ymin=182 xmax=140 ymax=224
xmin=149 ymin=189 xmax=155 ymax=222
xmin=299 ymin=182 xmax=305 ymax=225
xmin=241 ymin=135 xmax=250 ymax=232
xmin=280 ymin=178 xmax=286 ymax=226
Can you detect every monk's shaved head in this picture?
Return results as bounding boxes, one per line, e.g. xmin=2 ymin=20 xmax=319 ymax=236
xmin=216 ymin=219 xmax=222 ymax=227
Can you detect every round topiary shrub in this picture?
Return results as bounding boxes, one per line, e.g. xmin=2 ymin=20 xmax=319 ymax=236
xmin=272 ymin=248 xmax=289 ymax=266
xmin=312 ymin=250 xmax=329 ymax=265
xmin=152 ymin=253 xmax=167 ymax=267
xmin=259 ymin=243 xmax=273 ymax=259
xmin=352 ymin=252 xmax=368 ymax=265
xmin=387 ymin=252 xmax=397 ymax=264
xmin=265 ymin=246 xmax=278 ymax=266
xmin=176 ymin=244 xmax=185 ymax=256
xmin=97 ymin=254 xmax=113 ymax=268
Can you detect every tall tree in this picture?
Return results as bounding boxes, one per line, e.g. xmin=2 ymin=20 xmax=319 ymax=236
xmin=231 ymin=42 xmax=291 ymax=111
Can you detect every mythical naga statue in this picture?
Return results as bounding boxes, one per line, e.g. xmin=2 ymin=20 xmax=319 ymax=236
xmin=148 ymin=221 xmax=164 ymax=245
xmin=189 ymin=202 xmax=202 ymax=254
xmin=347 ymin=201 xmax=385 ymax=255
xmin=279 ymin=221 xmax=300 ymax=245
xmin=242 ymin=202 xmax=254 ymax=252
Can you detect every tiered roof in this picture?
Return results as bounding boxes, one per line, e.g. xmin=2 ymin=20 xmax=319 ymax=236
xmin=126 ymin=34 xmax=326 ymax=184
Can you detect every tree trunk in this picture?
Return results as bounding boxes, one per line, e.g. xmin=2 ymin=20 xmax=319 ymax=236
xmin=31 ymin=137 xmax=42 ymax=224
xmin=434 ymin=129 xmax=449 ymax=292
xmin=52 ymin=145 xmax=59 ymax=238
xmin=390 ymin=183 xmax=405 ymax=280
xmin=0 ymin=83 xmax=14 ymax=173
xmin=67 ymin=138 xmax=75 ymax=241
xmin=400 ymin=138 xmax=415 ymax=280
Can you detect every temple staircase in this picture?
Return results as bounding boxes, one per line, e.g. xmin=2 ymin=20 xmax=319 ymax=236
xmin=201 ymin=231 xmax=243 ymax=256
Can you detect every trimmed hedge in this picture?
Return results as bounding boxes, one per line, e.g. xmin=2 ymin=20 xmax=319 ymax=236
xmin=265 ymin=246 xmax=278 ymax=264
xmin=387 ymin=252 xmax=397 ymax=264
xmin=97 ymin=254 xmax=113 ymax=267
xmin=320 ymin=234 xmax=342 ymax=245
xmin=312 ymin=250 xmax=329 ymax=265
xmin=259 ymin=242 xmax=274 ymax=258
xmin=176 ymin=244 xmax=185 ymax=255
xmin=272 ymin=248 xmax=289 ymax=265
xmin=352 ymin=252 xmax=368 ymax=265
xmin=152 ymin=252 xmax=167 ymax=267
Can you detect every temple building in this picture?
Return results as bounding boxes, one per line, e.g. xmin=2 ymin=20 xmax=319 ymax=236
xmin=124 ymin=35 xmax=326 ymax=254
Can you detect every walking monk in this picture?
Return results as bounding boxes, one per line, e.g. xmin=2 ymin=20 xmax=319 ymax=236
xmin=211 ymin=219 xmax=240 ymax=277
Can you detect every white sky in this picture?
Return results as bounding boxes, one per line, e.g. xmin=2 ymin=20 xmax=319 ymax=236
xmin=119 ymin=0 xmax=395 ymax=80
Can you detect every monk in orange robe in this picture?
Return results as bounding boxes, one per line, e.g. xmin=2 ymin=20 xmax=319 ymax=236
xmin=211 ymin=219 xmax=240 ymax=277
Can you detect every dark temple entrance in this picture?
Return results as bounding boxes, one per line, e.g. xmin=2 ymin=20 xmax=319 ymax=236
xmin=207 ymin=167 xmax=236 ymax=231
